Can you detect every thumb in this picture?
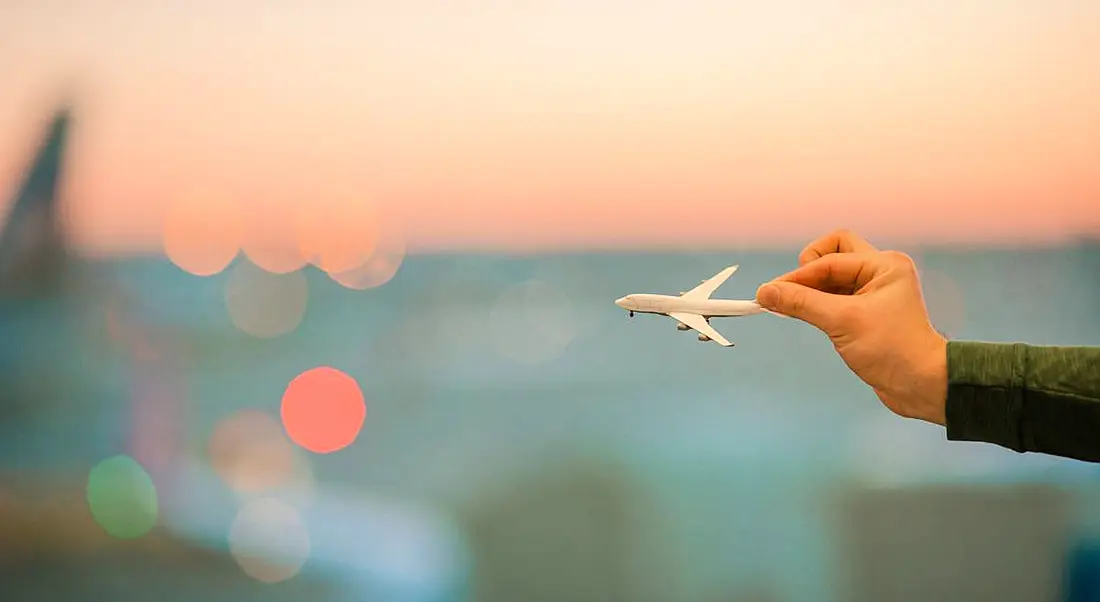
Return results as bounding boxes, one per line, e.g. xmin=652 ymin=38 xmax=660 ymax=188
xmin=756 ymin=281 xmax=843 ymax=333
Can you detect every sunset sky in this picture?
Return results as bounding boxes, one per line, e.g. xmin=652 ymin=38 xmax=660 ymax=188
xmin=1 ymin=0 xmax=1098 ymax=255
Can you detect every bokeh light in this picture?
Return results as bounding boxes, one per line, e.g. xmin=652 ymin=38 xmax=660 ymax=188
xmin=241 ymin=211 xmax=308 ymax=275
xmin=281 ymin=366 xmax=366 ymax=454
xmin=224 ymin=259 xmax=308 ymax=338
xmin=162 ymin=189 xmax=242 ymax=276
xmin=489 ymin=279 xmax=576 ymax=365
xmin=297 ymin=198 xmax=381 ymax=275
xmin=228 ymin=497 xmax=311 ymax=583
xmin=327 ymin=210 xmax=407 ymax=290
xmin=86 ymin=455 xmax=158 ymax=539
xmin=532 ymin=258 xmax=616 ymax=341
xmin=208 ymin=409 xmax=296 ymax=494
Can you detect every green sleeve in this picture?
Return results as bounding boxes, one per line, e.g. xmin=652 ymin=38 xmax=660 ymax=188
xmin=945 ymin=341 xmax=1100 ymax=462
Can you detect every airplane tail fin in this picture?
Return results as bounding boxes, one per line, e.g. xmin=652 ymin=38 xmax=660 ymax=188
xmin=0 ymin=106 xmax=72 ymax=294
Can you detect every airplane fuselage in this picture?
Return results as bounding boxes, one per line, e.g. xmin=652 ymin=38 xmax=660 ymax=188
xmin=614 ymin=293 xmax=763 ymax=318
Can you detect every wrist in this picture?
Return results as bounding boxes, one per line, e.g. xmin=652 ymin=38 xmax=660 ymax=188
xmin=911 ymin=332 xmax=949 ymax=425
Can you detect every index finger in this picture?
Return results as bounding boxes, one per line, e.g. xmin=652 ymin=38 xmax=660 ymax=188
xmin=774 ymin=251 xmax=888 ymax=295
xmin=798 ymin=229 xmax=878 ymax=266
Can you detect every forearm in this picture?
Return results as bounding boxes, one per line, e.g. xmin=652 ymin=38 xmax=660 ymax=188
xmin=945 ymin=341 xmax=1100 ymax=462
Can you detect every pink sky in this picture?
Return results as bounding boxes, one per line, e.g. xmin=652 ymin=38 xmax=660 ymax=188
xmin=1 ymin=0 xmax=1098 ymax=255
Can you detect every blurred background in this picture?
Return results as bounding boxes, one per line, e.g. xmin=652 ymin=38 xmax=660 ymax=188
xmin=1 ymin=1 xmax=1099 ymax=601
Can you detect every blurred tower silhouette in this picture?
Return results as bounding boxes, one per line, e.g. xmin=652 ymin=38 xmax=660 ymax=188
xmin=0 ymin=106 xmax=71 ymax=297
xmin=0 ymin=105 xmax=78 ymax=427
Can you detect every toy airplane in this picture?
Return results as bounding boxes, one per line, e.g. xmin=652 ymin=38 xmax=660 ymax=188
xmin=614 ymin=265 xmax=781 ymax=347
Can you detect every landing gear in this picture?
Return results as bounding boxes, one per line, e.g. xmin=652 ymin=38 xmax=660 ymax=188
xmin=629 ymin=311 xmax=634 ymax=318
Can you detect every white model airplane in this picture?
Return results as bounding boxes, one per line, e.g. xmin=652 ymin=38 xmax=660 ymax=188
xmin=614 ymin=265 xmax=778 ymax=347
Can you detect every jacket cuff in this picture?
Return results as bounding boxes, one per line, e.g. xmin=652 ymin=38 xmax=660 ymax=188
xmin=944 ymin=341 xmax=1027 ymax=452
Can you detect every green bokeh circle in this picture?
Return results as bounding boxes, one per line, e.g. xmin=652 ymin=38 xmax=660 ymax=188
xmin=86 ymin=454 xmax=159 ymax=539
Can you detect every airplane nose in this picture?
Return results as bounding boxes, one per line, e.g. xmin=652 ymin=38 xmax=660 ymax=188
xmin=615 ymin=297 xmax=628 ymax=309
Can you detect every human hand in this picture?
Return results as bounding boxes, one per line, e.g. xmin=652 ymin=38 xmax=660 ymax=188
xmin=755 ymin=230 xmax=949 ymax=425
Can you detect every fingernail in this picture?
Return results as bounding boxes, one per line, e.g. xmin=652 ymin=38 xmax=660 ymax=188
xmin=756 ymin=283 xmax=779 ymax=308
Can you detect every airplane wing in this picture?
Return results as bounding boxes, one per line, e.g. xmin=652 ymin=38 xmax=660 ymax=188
xmin=668 ymin=312 xmax=733 ymax=347
xmin=682 ymin=265 xmax=738 ymax=300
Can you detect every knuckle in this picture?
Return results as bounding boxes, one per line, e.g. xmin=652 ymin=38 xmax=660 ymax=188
xmin=884 ymin=250 xmax=917 ymax=272
xmin=786 ymin=287 xmax=807 ymax=313
xmin=880 ymin=249 xmax=915 ymax=268
xmin=822 ymin=252 xmax=845 ymax=277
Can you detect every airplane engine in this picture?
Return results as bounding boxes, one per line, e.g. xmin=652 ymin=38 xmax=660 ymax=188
xmin=676 ymin=323 xmax=690 ymax=331
xmin=697 ymin=334 xmax=710 ymax=342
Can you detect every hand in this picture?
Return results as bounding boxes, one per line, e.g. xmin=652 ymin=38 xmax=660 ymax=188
xmin=755 ymin=230 xmax=949 ymax=425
